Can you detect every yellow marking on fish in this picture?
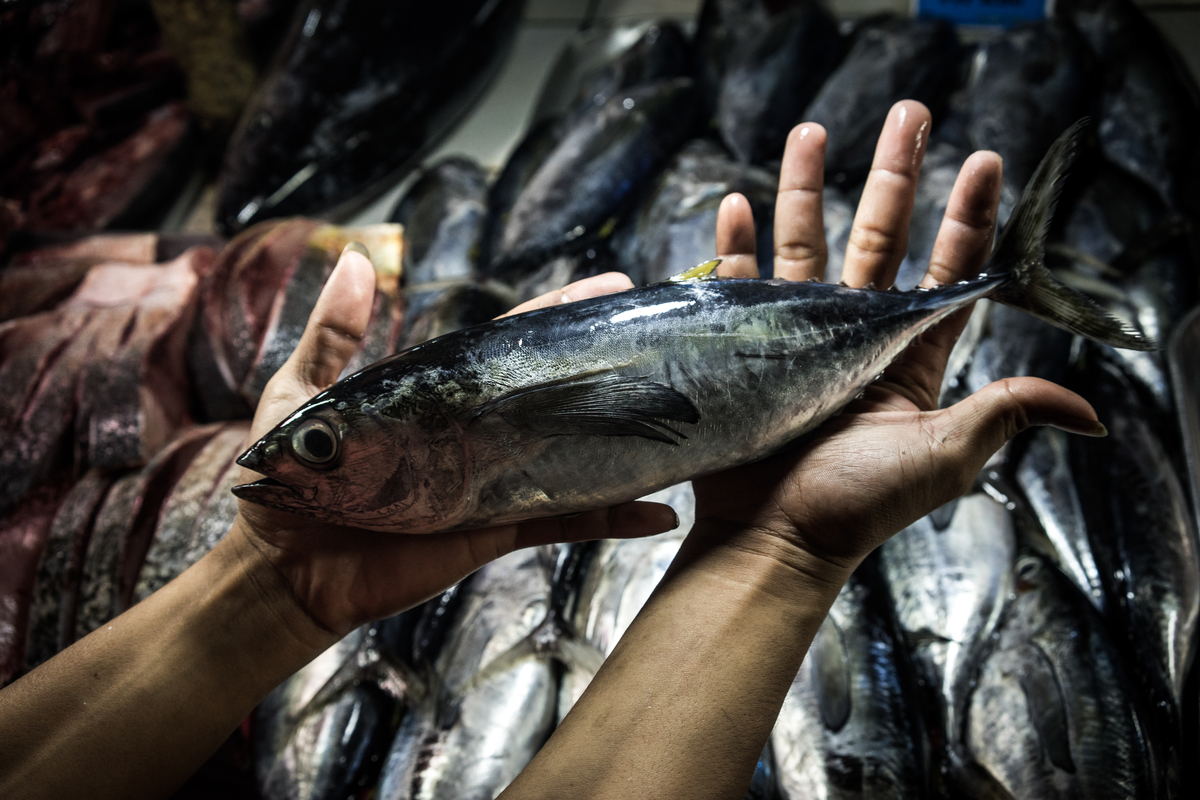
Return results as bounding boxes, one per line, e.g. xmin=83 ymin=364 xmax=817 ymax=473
xmin=668 ymin=259 xmax=721 ymax=282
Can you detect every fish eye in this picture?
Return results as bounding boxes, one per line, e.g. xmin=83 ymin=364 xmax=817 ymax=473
xmin=291 ymin=418 xmax=339 ymax=465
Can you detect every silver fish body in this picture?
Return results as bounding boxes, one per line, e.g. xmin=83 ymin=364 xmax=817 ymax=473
xmin=237 ymin=274 xmax=1001 ymax=533
xmin=966 ymin=552 xmax=1156 ymax=799
xmin=375 ymin=548 xmax=556 ymax=800
xmin=772 ymin=565 xmax=927 ymax=799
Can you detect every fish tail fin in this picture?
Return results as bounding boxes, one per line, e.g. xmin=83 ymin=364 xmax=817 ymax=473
xmin=989 ymin=120 xmax=1156 ymax=352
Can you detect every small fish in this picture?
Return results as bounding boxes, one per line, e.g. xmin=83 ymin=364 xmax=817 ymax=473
xmin=235 ymin=124 xmax=1151 ymax=533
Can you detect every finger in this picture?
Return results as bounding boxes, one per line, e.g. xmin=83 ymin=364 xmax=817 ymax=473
xmin=500 ymin=272 xmax=635 ymax=317
xmin=842 ymin=101 xmax=931 ymax=289
xmin=715 ymin=193 xmax=760 ymax=278
xmin=773 ymin=123 xmax=828 ymax=282
xmin=879 ymin=151 xmax=1004 ymax=408
xmin=290 ymin=245 xmax=377 ymax=393
xmin=511 ymin=501 xmax=679 ymax=550
xmin=927 ymin=377 xmax=1105 ymax=498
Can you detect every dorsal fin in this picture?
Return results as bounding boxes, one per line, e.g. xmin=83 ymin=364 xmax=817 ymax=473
xmin=667 ymin=259 xmax=721 ymax=282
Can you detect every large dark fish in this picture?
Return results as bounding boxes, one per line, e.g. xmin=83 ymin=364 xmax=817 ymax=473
xmin=215 ymin=0 xmax=524 ymax=233
xmin=531 ymin=20 xmax=692 ymax=129
xmin=804 ymin=17 xmax=960 ymax=186
xmin=479 ymin=119 xmax=566 ymax=274
xmin=716 ymin=1 xmax=841 ymax=165
xmin=491 ymin=78 xmax=700 ymax=276
xmin=1058 ymin=0 xmax=1200 ymax=211
xmin=615 ymin=139 xmax=778 ymax=284
xmin=771 ymin=560 xmax=928 ymax=799
xmin=965 ymin=551 xmax=1157 ymax=798
xmin=234 ymin=125 xmax=1151 ymax=533
xmin=952 ymin=20 xmax=1093 ymax=195
xmin=693 ymin=0 xmax=804 ymax=117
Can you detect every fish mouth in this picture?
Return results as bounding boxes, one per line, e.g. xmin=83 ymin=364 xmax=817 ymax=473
xmin=232 ymin=475 xmax=319 ymax=504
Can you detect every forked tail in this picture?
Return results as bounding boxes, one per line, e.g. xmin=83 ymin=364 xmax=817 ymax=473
xmin=988 ymin=120 xmax=1156 ymax=351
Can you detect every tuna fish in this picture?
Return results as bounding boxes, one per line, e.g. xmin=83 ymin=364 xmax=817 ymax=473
xmin=388 ymin=157 xmax=488 ymax=286
xmin=880 ymin=493 xmax=1016 ymax=797
xmin=235 ymin=123 xmax=1151 ymax=533
xmin=772 ymin=561 xmax=928 ymax=799
xmin=965 ymin=551 xmax=1157 ymax=798
xmin=615 ymin=139 xmax=778 ymax=284
xmin=1070 ymin=354 xmax=1198 ymax=794
xmin=531 ymin=21 xmax=692 ymax=130
xmin=375 ymin=548 xmax=557 ymax=800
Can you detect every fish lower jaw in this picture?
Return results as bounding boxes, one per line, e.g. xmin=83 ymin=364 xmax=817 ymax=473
xmin=233 ymin=475 xmax=319 ymax=503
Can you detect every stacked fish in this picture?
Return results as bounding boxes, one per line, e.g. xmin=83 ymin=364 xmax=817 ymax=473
xmin=2 ymin=0 xmax=1199 ymax=797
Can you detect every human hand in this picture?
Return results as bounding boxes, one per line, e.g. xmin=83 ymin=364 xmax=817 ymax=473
xmin=692 ymin=101 xmax=1106 ymax=583
xmin=231 ymin=254 xmax=676 ymax=640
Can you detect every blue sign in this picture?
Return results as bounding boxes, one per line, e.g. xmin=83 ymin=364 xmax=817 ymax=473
xmin=916 ymin=0 xmax=1053 ymax=27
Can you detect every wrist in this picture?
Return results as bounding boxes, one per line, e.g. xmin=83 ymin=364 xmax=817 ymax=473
xmin=679 ymin=518 xmax=857 ymax=613
xmin=217 ymin=517 xmax=343 ymax=658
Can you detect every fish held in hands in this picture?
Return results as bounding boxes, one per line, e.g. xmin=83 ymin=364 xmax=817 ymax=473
xmin=234 ymin=123 xmax=1153 ymax=533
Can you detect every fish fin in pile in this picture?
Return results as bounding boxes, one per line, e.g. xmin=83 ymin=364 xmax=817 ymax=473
xmin=474 ymin=373 xmax=700 ymax=444
xmin=990 ymin=120 xmax=1154 ymax=351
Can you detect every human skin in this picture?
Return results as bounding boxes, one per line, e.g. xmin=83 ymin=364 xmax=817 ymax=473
xmin=0 ymin=101 xmax=1104 ymax=800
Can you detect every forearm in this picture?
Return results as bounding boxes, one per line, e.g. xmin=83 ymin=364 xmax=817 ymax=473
xmin=0 ymin=518 xmax=336 ymax=800
xmin=504 ymin=523 xmax=852 ymax=800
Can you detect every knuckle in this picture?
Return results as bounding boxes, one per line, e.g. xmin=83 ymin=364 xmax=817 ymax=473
xmin=848 ymin=224 xmax=900 ymax=257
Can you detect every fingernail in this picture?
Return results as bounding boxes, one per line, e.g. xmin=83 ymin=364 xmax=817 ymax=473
xmin=1050 ymin=416 xmax=1108 ymax=437
xmin=342 ymin=241 xmax=370 ymax=259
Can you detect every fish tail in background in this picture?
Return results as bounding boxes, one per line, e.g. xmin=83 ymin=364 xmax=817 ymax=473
xmin=989 ymin=120 xmax=1153 ymax=351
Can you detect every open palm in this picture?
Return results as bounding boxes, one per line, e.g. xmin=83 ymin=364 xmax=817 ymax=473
xmin=691 ymin=101 xmax=1105 ymax=574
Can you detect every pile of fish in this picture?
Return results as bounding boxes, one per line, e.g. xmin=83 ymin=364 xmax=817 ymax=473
xmin=2 ymin=0 xmax=1199 ymax=797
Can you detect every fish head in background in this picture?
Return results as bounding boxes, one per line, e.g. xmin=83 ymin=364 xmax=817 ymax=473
xmin=233 ymin=371 xmax=472 ymax=533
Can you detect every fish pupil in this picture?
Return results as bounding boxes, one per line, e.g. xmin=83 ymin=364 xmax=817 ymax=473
xmin=305 ymin=429 xmax=334 ymax=459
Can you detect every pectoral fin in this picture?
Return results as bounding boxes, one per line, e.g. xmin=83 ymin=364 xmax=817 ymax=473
xmin=475 ymin=373 xmax=699 ymax=445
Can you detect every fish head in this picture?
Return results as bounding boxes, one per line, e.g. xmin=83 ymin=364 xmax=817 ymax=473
xmin=233 ymin=388 xmax=472 ymax=533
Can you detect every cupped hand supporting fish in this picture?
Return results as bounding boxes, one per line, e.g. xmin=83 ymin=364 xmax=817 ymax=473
xmin=231 ymin=258 xmax=679 ymax=640
xmin=688 ymin=100 xmax=1106 ymax=586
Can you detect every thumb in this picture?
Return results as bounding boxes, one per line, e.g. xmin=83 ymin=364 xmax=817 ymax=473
xmin=930 ymin=377 xmax=1106 ymax=491
xmin=288 ymin=243 xmax=377 ymax=394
